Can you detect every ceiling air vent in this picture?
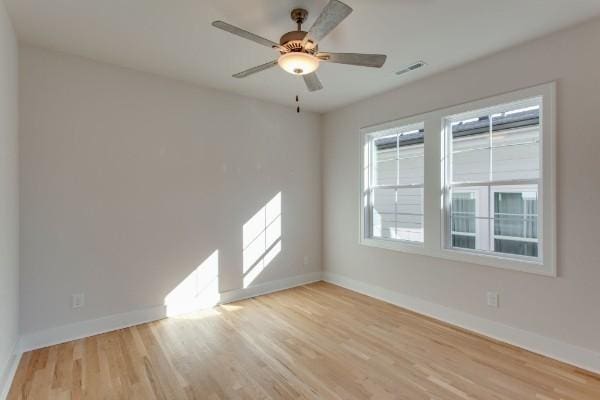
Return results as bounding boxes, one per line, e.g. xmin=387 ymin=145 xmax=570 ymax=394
xmin=396 ymin=61 xmax=427 ymax=76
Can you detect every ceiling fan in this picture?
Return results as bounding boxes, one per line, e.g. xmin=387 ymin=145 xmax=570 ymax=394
xmin=211 ymin=0 xmax=387 ymax=92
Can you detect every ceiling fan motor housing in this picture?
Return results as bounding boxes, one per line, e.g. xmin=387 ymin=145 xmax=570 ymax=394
xmin=281 ymin=8 xmax=317 ymax=54
xmin=279 ymin=31 xmax=316 ymax=53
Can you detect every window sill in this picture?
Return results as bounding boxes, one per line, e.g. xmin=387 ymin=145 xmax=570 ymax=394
xmin=360 ymin=237 xmax=556 ymax=277
xmin=361 ymin=238 xmax=425 ymax=254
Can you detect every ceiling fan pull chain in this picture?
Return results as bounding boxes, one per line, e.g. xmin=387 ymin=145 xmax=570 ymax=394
xmin=296 ymin=95 xmax=300 ymax=113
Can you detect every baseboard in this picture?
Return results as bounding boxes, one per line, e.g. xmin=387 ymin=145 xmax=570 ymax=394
xmin=18 ymin=304 xmax=167 ymax=353
xmin=323 ymin=271 xmax=600 ymax=375
xmin=18 ymin=271 xmax=323 ymax=354
xmin=0 ymin=342 xmax=21 ymax=400
xmin=220 ymin=271 xmax=322 ymax=304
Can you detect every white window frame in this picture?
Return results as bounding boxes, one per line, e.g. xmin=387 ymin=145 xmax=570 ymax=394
xmin=359 ymin=82 xmax=556 ymax=276
xmin=361 ymin=115 xmax=427 ymax=254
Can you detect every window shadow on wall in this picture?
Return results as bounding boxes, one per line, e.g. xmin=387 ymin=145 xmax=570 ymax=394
xmin=162 ymin=192 xmax=282 ymax=318
xmin=242 ymin=192 xmax=282 ymax=288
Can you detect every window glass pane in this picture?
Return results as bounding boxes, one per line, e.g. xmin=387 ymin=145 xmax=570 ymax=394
xmin=374 ymin=135 xmax=396 ymax=160
xmin=372 ymin=188 xmax=395 ymax=239
xmin=492 ymin=142 xmax=539 ymax=181
xmin=450 ymin=187 xmax=489 ymax=252
xmin=371 ymin=188 xmax=424 ymax=243
xmin=394 ymin=214 xmax=423 ymax=242
xmin=452 ymin=192 xmax=476 ymax=235
xmin=373 ymin=135 xmax=397 ymax=186
xmin=396 ymin=188 xmax=423 ymax=215
xmin=374 ymin=159 xmax=396 ymax=186
xmin=450 ymin=216 xmax=491 ymax=252
xmin=494 ymin=239 xmax=538 ymax=257
xmin=452 ymin=148 xmax=490 ymax=183
xmin=363 ymin=141 xmax=370 ymax=190
xmin=492 ymin=106 xmax=540 ymax=180
xmin=494 ymin=189 xmax=538 ymax=238
xmin=395 ymin=188 xmax=423 ymax=242
xmin=450 ymin=190 xmax=490 ymax=252
xmin=452 ymin=116 xmax=490 ymax=183
xmin=398 ymin=143 xmax=424 ymax=185
xmin=492 ymin=188 xmax=539 ymax=257
xmin=453 ymin=235 xmax=476 ymax=249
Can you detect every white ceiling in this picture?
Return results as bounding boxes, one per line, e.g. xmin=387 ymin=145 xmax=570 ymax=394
xmin=6 ymin=0 xmax=600 ymax=112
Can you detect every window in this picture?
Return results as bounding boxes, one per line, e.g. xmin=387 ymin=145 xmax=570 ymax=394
xmin=363 ymin=122 xmax=424 ymax=243
xmin=493 ymin=188 xmax=538 ymax=257
xmin=360 ymin=83 xmax=556 ymax=276
xmin=451 ymin=191 xmax=478 ymax=249
xmin=444 ymin=98 xmax=541 ymax=260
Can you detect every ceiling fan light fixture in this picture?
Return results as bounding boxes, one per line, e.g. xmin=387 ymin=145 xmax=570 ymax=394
xmin=278 ymin=52 xmax=319 ymax=76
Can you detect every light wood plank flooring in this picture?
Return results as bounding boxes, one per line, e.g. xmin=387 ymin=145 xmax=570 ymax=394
xmin=8 ymin=282 xmax=600 ymax=399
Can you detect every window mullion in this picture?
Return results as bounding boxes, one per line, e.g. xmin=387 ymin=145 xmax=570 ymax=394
xmin=451 ymin=178 xmax=539 ymax=188
xmin=488 ymin=184 xmax=493 ymax=252
xmin=395 ymin=134 xmax=399 ymax=240
xmin=372 ymin=183 xmax=424 ymax=190
xmin=423 ymin=115 xmax=442 ymax=250
xmin=488 ymin=114 xmax=493 ymax=252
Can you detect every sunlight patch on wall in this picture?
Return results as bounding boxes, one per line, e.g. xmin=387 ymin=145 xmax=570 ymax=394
xmin=242 ymin=192 xmax=282 ymax=288
xmin=164 ymin=250 xmax=220 ymax=317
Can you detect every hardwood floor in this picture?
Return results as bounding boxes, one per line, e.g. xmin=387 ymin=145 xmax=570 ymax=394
xmin=8 ymin=282 xmax=600 ymax=400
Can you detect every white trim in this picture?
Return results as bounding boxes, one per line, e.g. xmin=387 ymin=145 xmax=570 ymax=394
xmin=359 ymin=82 xmax=556 ymax=276
xmin=323 ymin=272 xmax=600 ymax=374
xmin=443 ymin=93 xmax=546 ymax=267
xmin=19 ymin=305 xmax=167 ymax=353
xmin=362 ymin=224 xmax=553 ymax=277
xmin=362 ymin=115 xmax=426 ymax=136
xmin=0 ymin=342 xmax=21 ymax=400
xmin=220 ymin=271 xmax=322 ymax=304
xmin=18 ymin=272 xmax=322 ymax=354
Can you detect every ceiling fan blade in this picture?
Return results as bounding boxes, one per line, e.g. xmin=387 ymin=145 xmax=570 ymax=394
xmin=212 ymin=21 xmax=286 ymax=52
xmin=302 ymin=0 xmax=353 ymax=47
xmin=233 ymin=60 xmax=279 ymax=78
xmin=317 ymin=52 xmax=387 ymax=68
xmin=303 ymin=72 xmax=323 ymax=92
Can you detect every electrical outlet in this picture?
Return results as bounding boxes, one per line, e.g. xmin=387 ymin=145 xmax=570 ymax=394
xmin=486 ymin=292 xmax=499 ymax=308
xmin=303 ymin=256 xmax=309 ymax=266
xmin=72 ymin=293 xmax=85 ymax=309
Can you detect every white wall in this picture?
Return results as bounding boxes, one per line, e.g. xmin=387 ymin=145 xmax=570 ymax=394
xmin=322 ymin=17 xmax=600 ymax=353
xmin=19 ymin=46 xmax=322 ymax=335
xmin=0 ymin=0 xmax=19 ymax=391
